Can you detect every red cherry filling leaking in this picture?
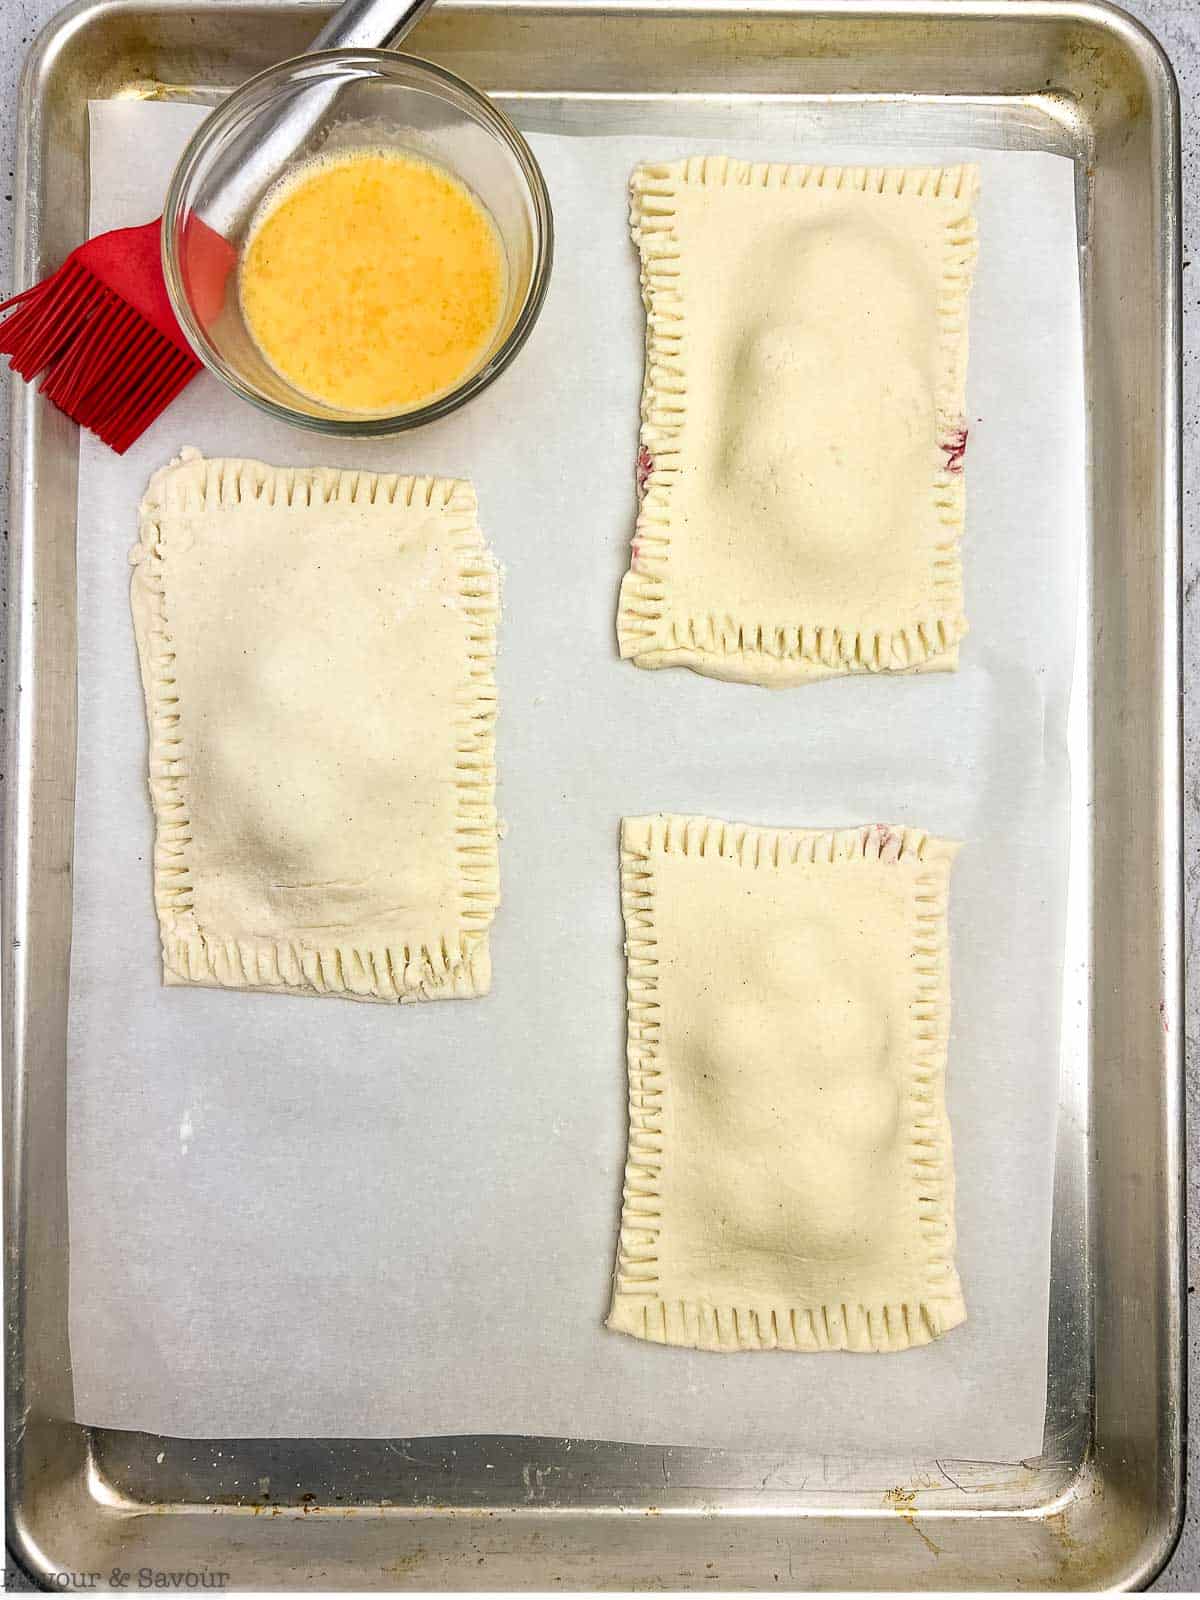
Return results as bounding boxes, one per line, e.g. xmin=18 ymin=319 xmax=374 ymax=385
xmin=942 ymin=425 xmax=969 ymax=474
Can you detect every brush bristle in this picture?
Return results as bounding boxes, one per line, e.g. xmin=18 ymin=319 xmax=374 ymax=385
xmin=0 ymin=258 xmax=199 ymax=453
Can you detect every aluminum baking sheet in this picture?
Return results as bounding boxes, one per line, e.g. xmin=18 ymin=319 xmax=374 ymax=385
xmin=5 ymin=1 xmax=1182 ymax=1590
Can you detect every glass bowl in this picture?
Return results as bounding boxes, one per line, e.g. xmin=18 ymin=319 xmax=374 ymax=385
xmin=161 ymin=49 xmax=553 ymax=434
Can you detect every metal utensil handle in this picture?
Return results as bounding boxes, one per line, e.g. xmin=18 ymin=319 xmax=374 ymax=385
xmin=310 ymin=0 xmax=439 ymax=51
xmin=200 ymin=0 xmax=440 ymax=237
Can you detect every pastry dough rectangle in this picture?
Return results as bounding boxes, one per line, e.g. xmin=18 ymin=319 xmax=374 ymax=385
xmin=618 ymin=159 xmax=979 ymax=686
xmin=131 ymin=451 xmax=499 ymax=1002
xmin=609 ymin=815 xmax=965 ymax=1352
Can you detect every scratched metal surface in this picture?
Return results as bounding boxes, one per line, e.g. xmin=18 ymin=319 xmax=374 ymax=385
xmin=1 ymin=0 xmax=1185 ymax=1588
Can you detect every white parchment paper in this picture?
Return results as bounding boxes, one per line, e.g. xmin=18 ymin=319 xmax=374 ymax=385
xmin=66 ymin=99 xmax=1084 ymax=1455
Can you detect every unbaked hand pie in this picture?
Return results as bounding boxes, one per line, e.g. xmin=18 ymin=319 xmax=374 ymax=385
xmin=131 ymin=450 xmax=500 ymax=1002
xmin=609 ymin=815 xmax=965 ymax=1351
xmin=618 ymin=159 xmax=979 ymax=686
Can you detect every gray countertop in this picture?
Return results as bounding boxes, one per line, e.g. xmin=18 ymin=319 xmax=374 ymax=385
xmin=0 ymin=0 xmax=1194 ymax=1589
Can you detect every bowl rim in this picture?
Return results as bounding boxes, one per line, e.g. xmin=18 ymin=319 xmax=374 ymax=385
xmin=160 ymin=46 xmax=554 ymax=435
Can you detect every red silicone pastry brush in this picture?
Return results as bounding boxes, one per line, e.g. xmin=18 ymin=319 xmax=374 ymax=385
xmin=0 ymin=217 xmax=238 ymax=455
xmin=0 ymin=0 xmax=438 ymax=453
